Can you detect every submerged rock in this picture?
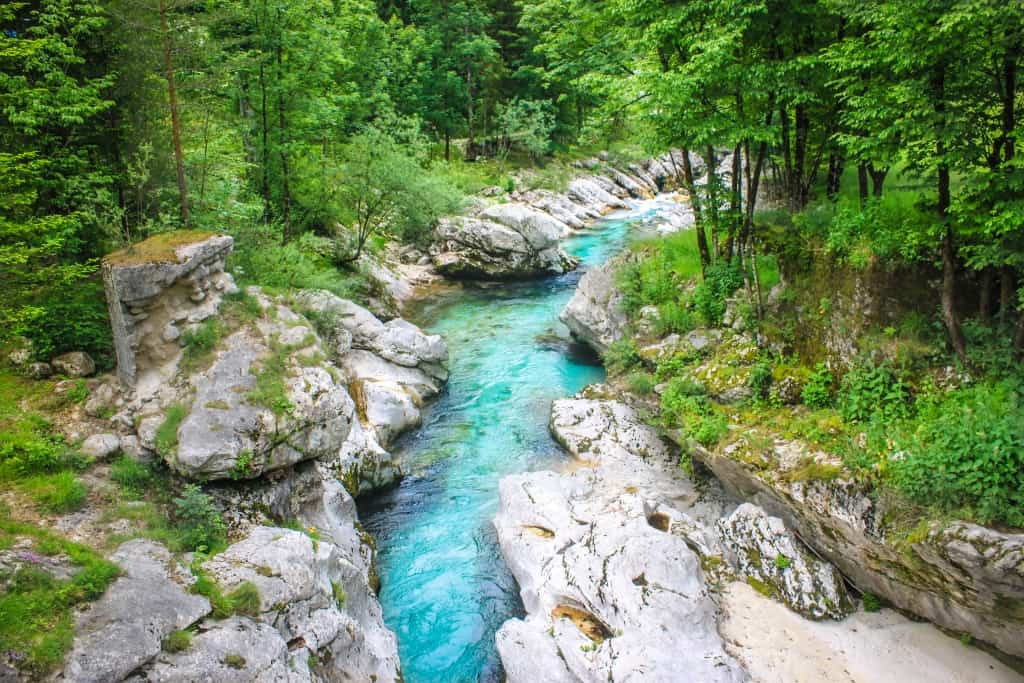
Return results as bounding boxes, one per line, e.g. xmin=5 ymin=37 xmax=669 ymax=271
xmin=494 ymin=396 xmax=744 ymax=683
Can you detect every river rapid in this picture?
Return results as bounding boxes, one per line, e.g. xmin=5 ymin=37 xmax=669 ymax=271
xmin=359 ymin=196 xmax=685 ymax=682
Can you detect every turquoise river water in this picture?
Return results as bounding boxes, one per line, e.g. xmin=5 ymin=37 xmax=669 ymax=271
xmin=359 ymin=198 xmax=680 ymax=682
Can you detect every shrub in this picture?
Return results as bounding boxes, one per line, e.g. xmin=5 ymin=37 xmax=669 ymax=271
xmin=603 ymin=338 xmax=642 ymax=375
xmin=748 ymin=361 xmax=774 ymax=400
xmin=172 ymin=484 xmax=227 ymax=553
xmin=692 ymin=262 xmax=744 ymax=327
xmin=660 ymin=378 xmax=729 ymax=448
xmin=892 ymin=380 xmax=1024 ymax=527
xmin=0 ymin=428 xmax=67 ymax=477
xmin=654 ymin=301 xmax=696 ymax=336
xmin=10 ymin=280 xmax=114 ymax=369
xmin=180 ymin=319 xmax=220 ymax=371
xmin=226 ymin=581 xmax=261 ymax=617
xmin=626 ymin=372 xmax=656 ymax=395
xmin=838 ymin=361 xmax=912 ymax=423
xmin=801 ymin=363 xmax=833 ymax=408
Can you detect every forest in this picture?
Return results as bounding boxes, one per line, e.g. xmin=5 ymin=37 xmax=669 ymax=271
xmin=2 ymin=0 xmax=1022 ymax=367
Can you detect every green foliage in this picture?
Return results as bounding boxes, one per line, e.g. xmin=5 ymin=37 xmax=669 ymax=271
xmin=172 ymin=485 xmax=227 ymax=554
xmin=0 ymin=517 xmax=118 ymax=675
xmin=692 ymin=263 xmax=744 ymax=328
xmin=11 ymin=281 xmax=113 ymax=367
xmin=892 ymin=380 xmax=1024 ymax=527
xmin=618 ymin=231 xmax=703 ymax=315
xmin=862 ymin=593 xmax=881 ymax=613
xmin=225 ymin=582 xmax=262 ymax=617
xmin=110 ymin=456 xmax=153 ymax=499
xmin=331 ymin=580 xmax=347 ymax=609
xmin=774 ymin=554 xmax=792 ymax=570
xmin=748 ymin=361 xmax=773 ymax=401
xmin=248 ymin=342 xmax=295 ymax=418
xmin=23 ymin=472 xmax=87 ymax=513
xmin=155 ymin=405 xmax=186 ymax=460
xmin=64 ymin=380 xmax=90 ymax=405
xmin=162 ymin=630 xmax=193 ymax=653
xmin=660 ymin=378 xmax=728 ymax=448
xmin=838 ymin=362 xmax=912 ymax=423
xmin=603 ymin=338 xmax=642 ymax=375
xmin=625 ymin=372 xmax=656 ymax=395
xmin=180 ymin=320 xmax=221 ymax=372
xmin=801 ymin=363 xmax=834 ymax=409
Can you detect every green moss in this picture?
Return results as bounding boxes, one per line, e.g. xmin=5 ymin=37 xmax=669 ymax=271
xmin=103 ymin=230 xmax=219 ymax=267
xmin=224 ymin=653 xmax=246 ymax=669
xmin=162 ymin=629 xmax=192 ymax=653
xmin=785 ymin=461 xmax=843 ymax=483
xmin=331 ymin=580 xmax=346 ymax=609
xmin=746 ymin=575 xmax=777 ymax=598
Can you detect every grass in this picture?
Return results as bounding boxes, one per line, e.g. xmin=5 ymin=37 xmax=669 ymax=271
xmin=190 ymin=567 xmax=262 ymax=619
xmin=331 ymin=580 xmax=346 ymax=609
xmin=110 ymin=456 xmax=153 ymax=499
xmin=247 ymin=339 xmax=294 ymax=418
xmin=155 ymin=404 xmax=187 ymax=459
xmin=0 ymin=516 xmax=119 ymax=675
xmin=22 ymin=472 xmax=88 ymax=513
xmin=180 ymin=319 xmax=221 ymax=373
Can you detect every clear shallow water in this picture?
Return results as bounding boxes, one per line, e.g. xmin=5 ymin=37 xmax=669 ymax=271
xmin=359 ymin=198 xmax=681 ymax=683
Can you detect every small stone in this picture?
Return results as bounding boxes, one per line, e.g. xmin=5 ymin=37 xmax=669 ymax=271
xmin=51 ymin=351 xmax=96 ymax=378
xmin=161 ymin=323 xmax=181 ymax=343
xmin=84 ymin=383 xmax=118 ymax=417
xmin=8 ymin=347 xmax=31 ymax=366
xmin=24 ymin=362 xmax=53 ymax=379
xmin=119 ymin=435 xmax=153 ymax=463
xmin=81 ymin=433 xmax=121 ymax=459
xmin=189 ymin=289 xmax=207 ymax=303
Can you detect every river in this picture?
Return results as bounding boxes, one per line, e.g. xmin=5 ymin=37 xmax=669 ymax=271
xmin=359 ymin=196 xmax=685 ymax=682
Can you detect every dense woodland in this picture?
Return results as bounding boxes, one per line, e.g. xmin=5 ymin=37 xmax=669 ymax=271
xmin=1 ymin=0 xmax=1023 ymax=364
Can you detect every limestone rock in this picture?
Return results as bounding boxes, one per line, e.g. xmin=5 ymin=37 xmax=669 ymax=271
xmin=559 ymin=260 xmax=628 ymax=355
xmin=567 ymin=177 xmax=627 ymax=214
xmin=480 ymin=202 xmax=571 ymax=241
xmin=717 ymin=503 xmax=853 ymax=620
xmin=84 ymin=382 xmax=119 ymax=417
xmin=494 ymin=396 xmax=744 ymax=683
xmin=52 ymin=351 xmax=96 ymax=378
xmin=433 ymin=212 xmax=578 ymax=280
xmin=64 ymin=540 xmax=211 ymax=683
xmin=202 ymin=526 xmax=400 ymax=682
xmin=81 ymin=433 xmax=121 ymax=460
xmin=127 ymin=617 xmax=296 ymax=683
xmin=24 ymin=362 xmax=52 ymax=379
xmin=695 ymin=437 xmax=1024 ymax=657
xmin=172 ymin=327 xmax=355 ymax=480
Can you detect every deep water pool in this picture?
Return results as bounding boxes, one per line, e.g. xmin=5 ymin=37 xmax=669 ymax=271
xmin=359 ymin=197 xmax=682 ymax=682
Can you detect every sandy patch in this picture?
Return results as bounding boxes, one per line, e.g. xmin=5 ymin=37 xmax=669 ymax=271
xmin=720 ymin=581 xmax=1023 ymax=683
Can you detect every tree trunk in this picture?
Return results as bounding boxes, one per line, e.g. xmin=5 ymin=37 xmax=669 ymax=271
xmin=857 ymin=162 xmax=868 ymax=207
xmin=704 ymin=146 xmax=719 ymax=260
xmin=444 ymin=131 xmax=451 ymax=162
xmin=979 ymin=267 xmax=994 ymax=322
xmin=159 ymin=0 xmax=189 ymax=226
xmin=934 ymin=63 xmax=969 ymax=366
xmin=725 ymin=143 xmax=741 ymax=260
xmin=779 ymin=105 xmax=793 ymax=207
xmin=867 ymin=163 xmax=887 ymax=197
xmin=682 ymin=148 xmax=710 ymax=272
xmin=793 ymin=104 xmax=810 ymax=209
xmin=826 ymin=150 xmax=844 ymax=200
xmin=1000 ymin=267 xmax=1015 ymax=322
xmin=276 ymin=31 xmax=291 ymax=238
xmin=259 ymin=61 xmax=271 ymax=223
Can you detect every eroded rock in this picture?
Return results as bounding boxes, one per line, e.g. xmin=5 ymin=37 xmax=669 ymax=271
xmin=560 ymin=259 xmax=628 ymax=355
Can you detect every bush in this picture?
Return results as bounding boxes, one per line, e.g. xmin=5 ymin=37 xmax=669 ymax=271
xmin=748 ymin=361 xmax=774 ymax=401
xmin=838 ymin=361 xmax=912 ymax=423
xmin=162 ymin=630 xmax=192 ymax=653
xmin=626 ymin=372 xmax=656 ymax=395
xmin=801 ymin=363 xmax=833 ymax=408
xmin=180 ymin=319 xmax=220 ymax=370
xmin=892 ymin=380 xmax=1024 ymax=527
xmin=660 ymin=378 xmax=729 ymax=448
xmin=0 ymin=428 xmax=67 ymax=477
xmin=10 ymin=280 xmax=114 ymax=369
xmin=692 ymin=262 xmax=744 ymax=327
xmin=603 ymin=338 xmax=642 ymax=375
xmin=173 ymin=484 xmax=227 ymax=553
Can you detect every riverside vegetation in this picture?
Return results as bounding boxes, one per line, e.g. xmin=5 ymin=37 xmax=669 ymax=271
xmin=0 ymin=0 xmax=1023 ymax=681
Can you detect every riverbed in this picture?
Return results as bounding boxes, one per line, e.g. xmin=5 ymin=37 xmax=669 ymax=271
xmin=359 ymin=197 xmax=684 ymax=682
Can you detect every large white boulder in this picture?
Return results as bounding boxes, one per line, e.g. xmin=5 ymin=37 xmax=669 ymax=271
xmin=560 ymin=260 xmax=628 ymax=355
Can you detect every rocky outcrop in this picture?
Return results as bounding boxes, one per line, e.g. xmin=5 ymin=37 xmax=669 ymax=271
xmin=64 ymin=540 xmax=212 ymax=683
xmin=102 ymin=232 xmax=236 ymax=390
xmin=559 ymin=259 xmax=628 ymax=355
xmin=695 ymin=437 xmax=1024 ymax=657
xmin=494 ymin=395 xmax=745 ymax=683
xmin=432 ymin=212 xmax=578 ymax=280
xmin=717 ymin=503 xmax=854 ymax=620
